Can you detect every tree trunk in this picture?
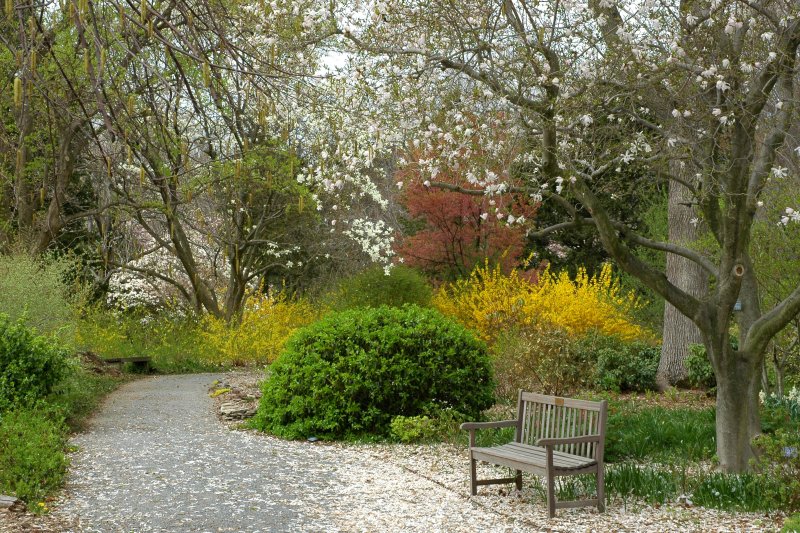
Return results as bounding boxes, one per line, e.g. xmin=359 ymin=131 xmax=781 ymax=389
xmin=657 ymin=174 xmax=705 ymax=387
xmin=714 ymin=348 xmax=758 ymax=472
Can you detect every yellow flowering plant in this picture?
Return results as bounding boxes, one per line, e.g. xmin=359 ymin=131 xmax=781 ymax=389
xmin=201 ymin=291 xmax=319 ymax=366
xmin=433 ymin=261 xmax=649 ymax=343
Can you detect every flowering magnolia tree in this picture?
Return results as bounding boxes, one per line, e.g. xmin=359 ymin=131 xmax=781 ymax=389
xmin=316 ymin=0 xmax=800 ymax=472
xmin=1 ymin=0 xmax=394 ymax=318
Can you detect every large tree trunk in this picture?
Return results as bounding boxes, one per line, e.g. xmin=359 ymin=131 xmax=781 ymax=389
xmin=715 ymin=363 xmax=757 ymax=472
xmin=713 ymin=339 xmax=760 ymax=472
xmin=657 ymin=174 xmax=705 ymax=387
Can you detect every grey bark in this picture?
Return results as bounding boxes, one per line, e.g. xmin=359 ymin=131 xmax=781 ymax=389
xmin=657 ymin=172 xmax=705 ymax=388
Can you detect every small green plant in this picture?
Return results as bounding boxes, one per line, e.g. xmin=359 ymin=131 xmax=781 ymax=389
xmin=783 ymin=513 xmax=800 ymax=533
xmin=751 ymin=429 xmax=800 ymax=511
xmin=686 ymin=343 xmax=716 ymax=389
xmin=253 ymin=305 xmax=494 ymax=440
xmin=0 ymin=315 xmax=74 ymax=411
xmin=327 ymin=265 xmax=433 ymax=310
xmin=0 ymin=408 xmax=69 ymax=505
xmin=391 ymin=406 xmax=466 ymax=443
xmin=390 ymin=415 xmax=438 ymax=443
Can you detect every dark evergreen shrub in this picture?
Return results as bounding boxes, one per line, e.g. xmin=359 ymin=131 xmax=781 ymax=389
xmin=254 ymin=305 xmax=494 ymax=439
xmin=574 ymin=333 xmax=659 ymax=392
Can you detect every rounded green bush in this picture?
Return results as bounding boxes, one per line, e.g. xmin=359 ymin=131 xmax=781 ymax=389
xmin=0 ymin=314 xmax=73 ymax=411
xmin=253 ymin=305 xmax=494 ymax=440
xmin=327 ymin=265 xmax=433 ymax=310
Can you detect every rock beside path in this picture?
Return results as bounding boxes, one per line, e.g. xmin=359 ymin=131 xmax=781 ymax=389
xmin=209 ymin=370 xmax=264 ymax=422
xmin=219 ymin=401 xmax=257 ymax=420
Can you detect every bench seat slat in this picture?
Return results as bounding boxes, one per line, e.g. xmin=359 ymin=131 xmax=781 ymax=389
xmin=506 ymin=443 xmax=594 ymax=467
xmin=472 ymin=443 xmax=596 ymax=471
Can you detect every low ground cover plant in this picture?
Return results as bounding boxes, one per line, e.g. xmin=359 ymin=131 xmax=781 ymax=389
xmin=0 ymin=315 xmax=125 ymax=508
xmin=0 ymin=408 xmax=69 ymax=505
xmin=253 ymin=304 xmax=494 ymax=440
xmin=784 ymin=513 xmax=800 ymax=532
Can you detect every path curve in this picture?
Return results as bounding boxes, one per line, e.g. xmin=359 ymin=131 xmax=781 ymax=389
xmin=57 ymin=374 xmax=342 ymax=532
xmin=55 ymin=374 xmax=524 ymax=533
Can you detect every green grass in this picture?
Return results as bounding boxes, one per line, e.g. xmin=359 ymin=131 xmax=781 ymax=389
xmin=784 ymin=513 xmax=800 ymax=533
xmin=605 ymin=404 xmax=716 ymax=462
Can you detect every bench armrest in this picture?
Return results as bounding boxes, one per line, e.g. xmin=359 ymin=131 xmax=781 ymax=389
xmin=461 ymin=419 xmax=518 ymax=447
xmin=460 ymin=420 xmax=518 ymax=431
xmin=536 ymin=434 xmax=602 ymax=447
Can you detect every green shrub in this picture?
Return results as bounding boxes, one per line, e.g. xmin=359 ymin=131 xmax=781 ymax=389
xmin=686 ymin=343 xmax=716 ymax=389
xmin=0 ymin=315 xmax=74 ymax=411
xmin=327 ymin=265 xmax=433 ymax=310
xmin=390 ymin=415 xmax=438 ymax=443
xmin=0 ymin=253 xmax=83 ymax=341
xmin=0 ymin=408 xmax=69 ymax=505
xmin=254 ymin=305 xmax=494 ymax=440
xmin=784 ymin=513 xmax=800 ymax=533
xmin=492 ymin=324 xmax=587 ymax=399
xmin=574 ymin=333 xmax=659 ymax=392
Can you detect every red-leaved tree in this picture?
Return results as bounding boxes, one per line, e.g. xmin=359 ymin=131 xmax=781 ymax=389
xmin=396 ymin=146 xmax=538 ymax=281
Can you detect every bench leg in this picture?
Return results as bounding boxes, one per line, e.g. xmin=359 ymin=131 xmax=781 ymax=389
xmin=515 ymin=470 xmax=522 ymax=491
xmin=596 ymin=466 xmax=605 ymax=513
xmin=470 ymin=456 xmax=478 ymax=496
xmin=546 ymin=474 xmax=556 ymax=518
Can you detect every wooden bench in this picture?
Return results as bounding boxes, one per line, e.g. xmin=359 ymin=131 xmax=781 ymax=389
xmin=103 ymin=356 xmax=151 ymax=372
xmin=461 ymin=390 xmax=608 ymax=517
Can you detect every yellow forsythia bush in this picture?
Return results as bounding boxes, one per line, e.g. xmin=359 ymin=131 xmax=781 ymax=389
xmin=201 ymin=292 xmax=319 ymax=366
xmin=433 ymin=262 xmax=647 ymax=342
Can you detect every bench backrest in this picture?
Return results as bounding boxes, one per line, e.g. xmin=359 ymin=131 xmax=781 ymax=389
xmin=515 ymin=391 xmax=608 ymax=461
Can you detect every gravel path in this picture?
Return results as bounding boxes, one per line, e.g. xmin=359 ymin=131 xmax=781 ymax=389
xmin=55 ymin=374 xmax=343 ymax=532
xmin=47 ymin=373 xmax=783 ymax=533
